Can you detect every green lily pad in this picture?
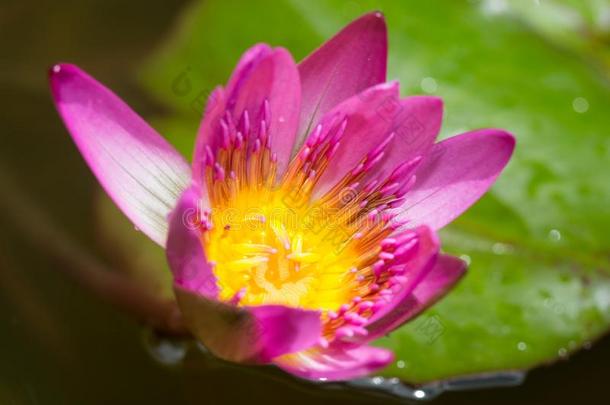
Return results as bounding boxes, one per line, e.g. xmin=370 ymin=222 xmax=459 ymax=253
xmin=132 ymin=0 xmax=610 ymax=383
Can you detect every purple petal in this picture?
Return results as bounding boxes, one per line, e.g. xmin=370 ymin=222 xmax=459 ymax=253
xmin=397 ymin=129 xmax=516 ymax=230
xmin=296 ymin=12 xmax=388 ymax=153
xmin=166 ymin=186 xmax=218 ymax=298
xmin=49 ymin=63 xmax=191 ymax=247
xmin=364 ymin=254 xmax=467 ymax=340
xmin=174 ymin=286 xmax=321 ymax=363
xmin=274 ymin=345 xmax=394 ymax=381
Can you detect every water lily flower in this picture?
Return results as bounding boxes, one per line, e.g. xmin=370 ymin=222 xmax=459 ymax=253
xmin=49 ymin=12 xmax=514 ymax=381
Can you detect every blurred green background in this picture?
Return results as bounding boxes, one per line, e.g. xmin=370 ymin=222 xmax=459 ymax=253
xmin=1 ymin=0 xmax=610 ymax=404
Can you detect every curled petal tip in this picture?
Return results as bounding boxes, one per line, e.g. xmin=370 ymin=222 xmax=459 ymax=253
xmin=496 ymin=129 xmax=517 ymax=150
xmin=361 ymin=10 xmax=386 ymax=23
xmin=48 ymin=62 xmax=79 ymax=81
xmin=48 ymin=64 xmax=62 ymax=76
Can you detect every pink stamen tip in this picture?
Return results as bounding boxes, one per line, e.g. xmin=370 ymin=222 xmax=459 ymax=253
xmin=388 ymin=197 xmax=405 ymax=208
xmin=373 ymin=260 xmax=385 ymax=276
xmin=229 ymin=288 xmax=246 ymax=305
xmin=253 ymin=138 xmax=261 ymax=153
xmin=379 ymin=252 xmax=395 ymax=261
xmin=382 ymin=212 xmax=395 ymax=223
xmin=390 ymin=275 xmax=409 ymax=285
xmin=351 ymin=326 xmax=369 ymax=336
xmin=363 ymin=151 xmax=385 ymax=171
xmin=396 ymin=175 xmax=417 ymax=198
xmin=367 ymin=209 xmax=380 ymax=221
xmin=359 ymin=200 xmax=369 ymax=209
xmin=271 ymin=152 xmax=278 ymax=163
xmin=235 ymin=131 xmax=244 ymax=149
xmin=394 ymin=239 xmax=419 ymax=257
xmin=381 ymin=238 xmax=397 ymax=248
xmin=345 ymin=312 xmax=367 ymax=328
xmin=389 ymin=265 xmax=406 ymax=275
xmin=358 ymin=301 xmax=374 ymax=312
xmin=259 ymin=120 xmax=268 ymax=144
xmin=307 ymin=124 xmax=323 ymax=147
xmin=396 ymin=232 xmax=416 ymax=244
xmin=204 ymin=145 xmax=215 ymax=166
xmin=264 ymin=99 xmax=271 ymax=123
xmin=213 ymin=163 xmax=225 ymax=181
xmin=220 ymin=121 xmax=231 ymax=148
xmin=338 ymin=304 xmax=350 ymax=314
xmin=369 ymin=132 xmax=395 ymax=158
xmin=390 ymin=219 xmax=410 ymax=230
xmin=380 ymin=182 xmax=400 ymax=196
xmin=389 ymin=155 xmax=423 ymax=181
xmin=300 ymin=147 xmax=311 ymax=160
xmin=351 ymin=163 xmax=365 ymax=176
xmin=241 ymin=110 xmax=250 ymax=135
xmin=318 ymin=337 xmax=330 ymax=349
xmin=327 ymin=142 xmax=341 ymax=159
xmin=335 ymin=326 xmax=355 ymax=338
xmin=353 ymin=232 xmax=364 ymax=240
xmin=363 ymin=179 xmax=379 ymax=193
xmin=327 ymin=310 xmax=339 ymax=320
xmin=302 ymin=161 xmax=312 ymax=175
xmin=372 ymin=300 xmax=386 ymax=312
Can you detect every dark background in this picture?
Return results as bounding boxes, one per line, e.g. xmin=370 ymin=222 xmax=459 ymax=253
xmin=0 ymin=0 xmax=607 ymax=403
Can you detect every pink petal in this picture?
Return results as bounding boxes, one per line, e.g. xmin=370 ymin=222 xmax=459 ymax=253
xmin=274 ymin=345 xmax=394 ymax=381
xmin=166 ymin=186 xmax=218 ymax=298
xmin=311 ymin=85 xmax=442 ymax=199
xmin=49 ymin=63 xmax=191 ymax=247
xmin=397 ymin=129 xmax=515 ymax=230
xmin=226 ymin=44 xmax=274 ymax=98
xmin=296 ymin=12 xmax=388 ymax=153
xmin=193 ymin=44 xmax=272 ymax=179
xmin=364 ymin=254 xmax=467 ymax=340
xmin=193 ymin=46 xmax=301 ymax=178
xmin=192 ymin=44 xmax=274 ymax=178
xmin=232 ymin=48 xmax=300 ymax=175
xmin=174 ymin=286 xmax=321 ymax=363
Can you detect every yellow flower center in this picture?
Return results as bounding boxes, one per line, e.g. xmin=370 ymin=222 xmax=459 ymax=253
xmin=199 ymin=110 xmax=415 ymax=319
